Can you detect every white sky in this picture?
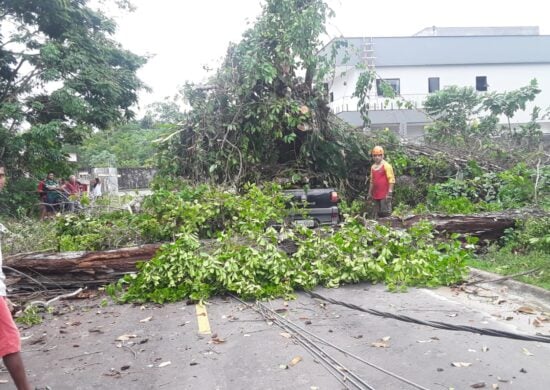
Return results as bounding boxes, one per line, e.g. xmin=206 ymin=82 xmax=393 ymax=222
xmin=111 ymin=0 xmax=550 ymax=111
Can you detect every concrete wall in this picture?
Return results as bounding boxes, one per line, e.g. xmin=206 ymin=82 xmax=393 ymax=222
xmin=118 ymin=168 xmax=157 ymax=190
xmin=78 ymin=167 xmax=157 ymax=193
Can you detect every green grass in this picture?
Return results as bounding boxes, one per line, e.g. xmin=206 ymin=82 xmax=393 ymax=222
xmin=2 ymin=218 xmax=57 ymax=256
xmin=468 ymin=251 xmax=550 ymax=290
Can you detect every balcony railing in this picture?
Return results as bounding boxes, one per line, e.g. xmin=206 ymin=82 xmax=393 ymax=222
xmin=329 ymin=94 xmax=429 ymax=114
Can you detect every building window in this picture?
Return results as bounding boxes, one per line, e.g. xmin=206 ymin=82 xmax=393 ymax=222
xmin=476 ymin=76 xmax=488 ymax=91
xmin=428 ymin=77 xmax=440 ymax=93
xmin=329 ymin=92 xmax=334 ymax=102
xmin=376 ymin=79 xmax=400 ymax=96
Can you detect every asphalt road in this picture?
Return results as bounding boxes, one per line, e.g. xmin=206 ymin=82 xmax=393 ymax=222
xmin=3 ymin=282 xmax=550 ymax=390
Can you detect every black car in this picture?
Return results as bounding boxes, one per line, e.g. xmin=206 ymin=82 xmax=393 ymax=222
xmin=283 ymin=187 xmax=340 ymax=227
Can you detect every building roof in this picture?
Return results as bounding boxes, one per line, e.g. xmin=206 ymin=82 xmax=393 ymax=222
xmin=322 ymin=35 xmax=550 ymax=67
xmin=413 ymin=26 xmax=540 ymax=36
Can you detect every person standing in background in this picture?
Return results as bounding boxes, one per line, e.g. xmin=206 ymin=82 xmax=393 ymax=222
xmin=367 ymin=146 xmax=395 ymax=218
xmin=91 ymin=177 xmax=102 ymax=200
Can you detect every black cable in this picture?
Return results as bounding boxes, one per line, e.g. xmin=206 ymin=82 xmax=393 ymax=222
xmin=308 ymin=292 xmax=550 ymax=344
xmin=231 ymin=294 xmax=376 ymax=390
xmin=3 ymin=266 xmax=50 ymax=291
xmin=255 ymin=300 xmax=431 ymax=390
xmin=257 ymin=302 xmax=376 ymax=390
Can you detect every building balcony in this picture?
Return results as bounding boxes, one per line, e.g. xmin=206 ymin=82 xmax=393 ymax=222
xmin=329 ymin=94 xmax=429 ymax=114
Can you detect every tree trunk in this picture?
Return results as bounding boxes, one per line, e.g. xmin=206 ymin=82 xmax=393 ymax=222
xmin=379 ymin=212 xmax=520 ymax=240
xmin=4 ymin=244 xmax=162 ymax=289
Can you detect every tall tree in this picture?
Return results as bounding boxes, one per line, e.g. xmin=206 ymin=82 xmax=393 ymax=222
xmin=0 ymin=0 xmax=146 ymax=177
xmin=141 ymin=100 xmax=186 ymax=127
xmin=75 ymin=122 xmax=167 ymax=168
xmin=424 ymin=81 xmax=541 ymax=147
xmin=158 ymin=0 xmax=338 ymax=183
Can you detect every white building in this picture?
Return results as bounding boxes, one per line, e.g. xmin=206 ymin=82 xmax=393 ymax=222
xmin=321 ymin=26 xmax=550 ymax=141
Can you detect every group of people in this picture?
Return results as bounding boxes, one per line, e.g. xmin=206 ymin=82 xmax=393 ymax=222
xmin=38 ymin=173 xmax=102 ymax=219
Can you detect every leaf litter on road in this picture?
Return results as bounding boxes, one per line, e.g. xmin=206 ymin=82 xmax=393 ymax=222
xmin=289 ymin=356 xmax=302 ymax=367
xmin=209 ymin=333 xmax=226 ymax=344
xmin=116 ymin=334 xmax=137 ymax=341
xmin=371 ymin=336 xmax=391 ymax=348
xmin=470 ymin=382 xmax=486 ymax=388
xmin=415 ymin=336 xmax=438 ymax=344
xmin=532 ymin=317 xmax=544 ymax=327
xmin=451 ymin=362 xmax=472 ymax=367
xmin=515 ymin=306 xmax=537 ymax=314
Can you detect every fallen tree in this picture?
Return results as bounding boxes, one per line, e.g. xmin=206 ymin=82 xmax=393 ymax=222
xmin=4 ymin=244 xmax=162 ymax=289
xmin=7 ymin=210 xmax=547 ymax=291
xmin=380 ymin=213 xmax=518 ymax=240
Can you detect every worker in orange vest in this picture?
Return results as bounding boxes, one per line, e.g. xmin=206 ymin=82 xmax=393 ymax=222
xmin=367 ymin=146 xmax=395 ymax=218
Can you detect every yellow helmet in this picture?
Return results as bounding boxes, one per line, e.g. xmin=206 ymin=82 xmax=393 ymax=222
xmin=371 ymin=146 xmax=384 ymax=155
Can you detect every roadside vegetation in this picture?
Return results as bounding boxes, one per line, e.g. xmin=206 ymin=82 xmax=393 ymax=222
xmin=469 ymin=218 xmax=550 ymax=290
xmin=72 ymin=123 xmax=169 ymax=169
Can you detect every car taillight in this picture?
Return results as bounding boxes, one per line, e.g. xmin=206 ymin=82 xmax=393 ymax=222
xmin=331 ymin=207 xmax=339 ymax=224
xmin=330 ymin=191 xmax=338 ymax=203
